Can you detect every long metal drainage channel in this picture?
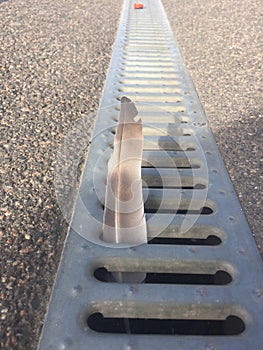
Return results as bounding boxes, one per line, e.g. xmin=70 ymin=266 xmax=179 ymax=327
xmin=38 ymin=0 xmax=263 ymax=349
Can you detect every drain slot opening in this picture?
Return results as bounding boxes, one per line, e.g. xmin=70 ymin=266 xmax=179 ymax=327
xmin=142 ymin=179 xmax=206 ymax=189
xmin=144 ymin=184 xmax=206 ymax=189
xmin=87 ymin=313 xmax=245 ymax=335
xmin=142 ymin=158 xmax=201 ymax=169
xmin=144 ymin=206 xmax=214 ymax=215
xmin=142 ymin=151 xmax=202 ymax=169
xmin=94 ymin=268 xmax=232 ymax=285
xmin=141 ymin=162 xmax=201 ymax=169
xmin=148 ymin=235 xmax=221 ymax=246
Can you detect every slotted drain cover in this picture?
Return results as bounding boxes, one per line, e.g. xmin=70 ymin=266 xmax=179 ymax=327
xmin=38 ymin=0 xmax=263 ymax=349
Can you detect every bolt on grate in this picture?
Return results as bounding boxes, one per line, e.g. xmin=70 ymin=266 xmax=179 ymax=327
xmin=38 ymin=0 xmax=263 ymax=349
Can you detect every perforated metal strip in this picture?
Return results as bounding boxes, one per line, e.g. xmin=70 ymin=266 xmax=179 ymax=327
xmin=38 ymin=0 xmax=263 ymax=349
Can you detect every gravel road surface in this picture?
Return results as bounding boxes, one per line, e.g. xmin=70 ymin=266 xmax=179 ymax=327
xmin=0 ymin=0 xmax=262 ymax=349
xmin=0 ymin=0 xmax=121 ymax=349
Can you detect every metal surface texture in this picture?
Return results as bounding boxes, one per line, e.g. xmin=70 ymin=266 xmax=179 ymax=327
xmin=38 ymin=0 xmax=263 ymax=349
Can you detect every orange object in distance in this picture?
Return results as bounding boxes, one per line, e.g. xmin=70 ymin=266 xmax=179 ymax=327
xmin=133 ymin=3 xmax=144 ymax=9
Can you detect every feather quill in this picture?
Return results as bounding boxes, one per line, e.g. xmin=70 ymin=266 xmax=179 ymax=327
xmin=103 ymin=96 xmax=147 ymax=282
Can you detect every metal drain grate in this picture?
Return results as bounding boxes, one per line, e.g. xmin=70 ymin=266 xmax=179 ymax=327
xmin=38 ymin=0 xmax=263 ymax=349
